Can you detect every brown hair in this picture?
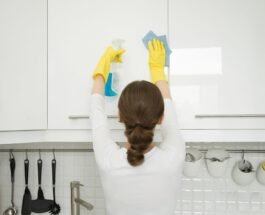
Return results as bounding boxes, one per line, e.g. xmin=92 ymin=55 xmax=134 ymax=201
xmin=118 ymin=81 xmax=164 ymax=166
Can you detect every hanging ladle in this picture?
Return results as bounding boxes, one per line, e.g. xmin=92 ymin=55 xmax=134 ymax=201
xmin=3 ymin=151 xmax=18 ymax=215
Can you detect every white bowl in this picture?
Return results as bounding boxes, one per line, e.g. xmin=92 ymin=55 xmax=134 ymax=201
xmin=256 ymin=161 xmax=265 ymax=185
xmin=205 ymin=149 xmax=230 ymax=178
xmin=232 ymin=160 xmax=255 ymax=186
xmin=183 ymin=148 xmax=203 ymax=177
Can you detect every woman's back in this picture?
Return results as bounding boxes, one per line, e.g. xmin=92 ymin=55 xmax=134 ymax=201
xmin=99 ymin=147 xmax=184 ymax=215
xmin=91 ymin=93 xmax=185 ymax=215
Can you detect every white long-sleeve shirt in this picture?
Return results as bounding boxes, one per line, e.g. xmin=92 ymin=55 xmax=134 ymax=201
xmin=91 ymin=93 xmax=186 ymax=215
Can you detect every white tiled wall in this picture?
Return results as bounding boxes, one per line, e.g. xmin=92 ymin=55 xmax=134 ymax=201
xmin=178 ymin=153 xmax=265 ymax=215
xmin=0 ymin=149 xmax=101 ymax=215
xmin=0 ymin=143 xmax=265 ymax=215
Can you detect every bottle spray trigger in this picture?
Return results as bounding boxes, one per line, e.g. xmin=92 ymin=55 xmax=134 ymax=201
xmin=104 ymin=39 xmax=125 ymax=97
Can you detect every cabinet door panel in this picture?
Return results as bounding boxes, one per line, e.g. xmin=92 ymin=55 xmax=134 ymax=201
xmin=0 ymin=0 xmax=47 ymax=131
xmin=169 ymin=0 xmax=265 ymax=129
xmin=48 ymin=0 xmax=167 ymax=129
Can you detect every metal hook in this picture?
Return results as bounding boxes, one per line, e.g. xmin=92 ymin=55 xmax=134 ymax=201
xmin=9 ymin=150 xmax=14 ymax=159
xmin=242 ymin=150 xmax=245 ymax=163
xmin=39 ymin=149 xmax=41 ymax=159
xmin=26 ymin=149 xmax=28 ymax=160
xmin=53 ymin=149 xmax=55 ymax=159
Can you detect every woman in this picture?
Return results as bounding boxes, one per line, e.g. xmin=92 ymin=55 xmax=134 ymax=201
xmin=91 ymin=39 xmax=185 ymax=215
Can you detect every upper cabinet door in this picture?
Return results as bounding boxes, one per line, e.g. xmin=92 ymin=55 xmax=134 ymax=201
xmin=169 ymin=0 xmax=265 ymax=129
xmin=48 ymin=0 xmax=167 ymax=129
xmin=0 ymin=0 xmax=47 ymax=131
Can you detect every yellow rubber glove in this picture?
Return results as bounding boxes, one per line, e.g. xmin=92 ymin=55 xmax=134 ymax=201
xmin=148 ymin=39 xmax=167 ymax=84
xmin=92 ymin=46 xmax=125 ymax=82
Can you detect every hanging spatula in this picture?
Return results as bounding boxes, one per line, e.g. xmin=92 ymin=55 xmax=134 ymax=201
xmin=22 ymin=157 xmax=32 ymax=215
xmin=31 ymin=158 xmax=53 ymax=213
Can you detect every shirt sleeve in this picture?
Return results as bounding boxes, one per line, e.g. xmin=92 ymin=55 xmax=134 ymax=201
xmin=159 ymin=98 xmax=186 ymax=161
xmin=90 ymin=93 xmax=120 ymax=169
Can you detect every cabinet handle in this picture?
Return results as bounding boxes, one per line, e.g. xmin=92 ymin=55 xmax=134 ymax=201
xmin=195 ymin=114 xmax=265 ymax=118
xmin=68 ymin=115 xmax=118 ymax=119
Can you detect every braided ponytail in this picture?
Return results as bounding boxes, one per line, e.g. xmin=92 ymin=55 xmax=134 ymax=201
xmin=125 ymin=124 xmax=154 ymax=166
xmin=118 ymin=81 xmax=164 ymax=167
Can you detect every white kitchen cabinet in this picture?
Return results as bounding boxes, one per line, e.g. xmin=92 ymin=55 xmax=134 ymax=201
xmin=169 ymin=0 xmax=265 ymax=129
xmin=48 ymin=0 xmax=167 ymax=129
xmin=0 ymin=0 xmax=47 ymax=131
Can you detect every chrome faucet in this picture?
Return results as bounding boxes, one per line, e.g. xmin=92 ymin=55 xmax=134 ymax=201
xmin=71 ymin=181 xmax=94 ymax=215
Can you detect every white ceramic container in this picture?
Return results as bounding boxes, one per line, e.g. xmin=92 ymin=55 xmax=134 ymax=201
xmin=205 ymin=149 xmax=230 ymax=178
xmin=183 ymin=148 xmax=203 ymax=177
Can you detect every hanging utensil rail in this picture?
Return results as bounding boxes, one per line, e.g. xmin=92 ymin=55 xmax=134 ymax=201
xmin=0 ymin=148 xmax=264 ymax=153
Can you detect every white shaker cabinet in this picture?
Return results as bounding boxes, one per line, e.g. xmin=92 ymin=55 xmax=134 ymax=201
xmin=169 ymin=0 xmax=265 ymax=129
xmin=48 ymin=0 xmax=167 ymax=129
xmin=0 ymin=0 xmax=47 ymax=131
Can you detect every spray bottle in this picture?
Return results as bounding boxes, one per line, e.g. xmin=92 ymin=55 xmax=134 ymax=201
xmin=104 ymin=39 xmax=125 ymax=97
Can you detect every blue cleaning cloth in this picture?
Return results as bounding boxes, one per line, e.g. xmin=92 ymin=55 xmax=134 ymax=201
xmin=157 ymin=35 xmax=172 ymax=55
xmin=142 ymin=30 xmax=172 ymax=66
xmin=142 ymin=30 xmax=157 ymax=49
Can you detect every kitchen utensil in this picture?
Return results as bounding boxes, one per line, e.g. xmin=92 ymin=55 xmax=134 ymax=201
xmin=49 ymin=155 xmax=61 ymax=215
xmin=3 ymin=152 xmax=17 ymax=215
xmin=238 ymin=159 xmax=254 ymax=173
xmin=239 ymin=150 xmax=254 ymax=173
xmin=22 ymin=153 xmax=32 ymax=215
xmin=185 ymin=153 xmax=196 ymax=162
xmin=204 ymin=156 xmax=230 ymax=162
xmin=183 ymin=148 xmax=203 ymax=177
xmin=232 ymin=151 xmax=255 ymax=186
xmin=256 ymin=160 xmax=265 ymax=185
xmin=205 ymin=149 xmax=230 ymax=178
xmin=31 ymin=157 xmax=53 ymax=213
